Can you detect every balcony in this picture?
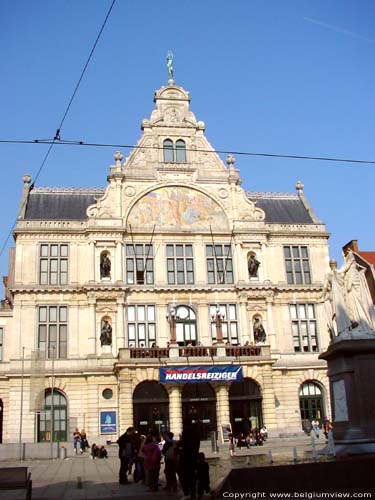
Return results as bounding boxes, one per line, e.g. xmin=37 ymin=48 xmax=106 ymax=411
xmin=118 ymin=343 xmax=270 ymax=363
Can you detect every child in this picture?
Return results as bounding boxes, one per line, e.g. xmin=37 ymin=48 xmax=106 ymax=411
xmin=90 ymin=443 xmax=99 ymax=460
xmin=196 ymin=452 xmax=211 ymax=500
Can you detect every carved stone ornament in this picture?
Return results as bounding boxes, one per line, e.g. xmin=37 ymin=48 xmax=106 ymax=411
xmin=124 ymin=186 xmax=136 ymax=197
xmin=218 ymin=188 xmax=229 ymax=199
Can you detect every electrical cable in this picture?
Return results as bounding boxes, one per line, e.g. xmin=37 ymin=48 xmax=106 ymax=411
xmin=0 ymin=138 xmax=374 ymax=165
xmin=0 ymin=0 xmax=117 ymax=258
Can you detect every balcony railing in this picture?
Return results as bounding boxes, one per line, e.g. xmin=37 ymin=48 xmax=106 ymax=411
xmin=225 ymin=345 xmax=261 ymax=357
xmin=127 ymin=343 xmax=265 ymax=360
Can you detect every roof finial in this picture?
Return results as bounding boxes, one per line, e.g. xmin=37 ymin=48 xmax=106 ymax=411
xmin=296 ymin=180 xmax=304 ymax=193
xmin=167 ymin=50 xmax=174 ymax=85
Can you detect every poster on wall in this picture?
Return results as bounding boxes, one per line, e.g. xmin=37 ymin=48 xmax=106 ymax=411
xmin=221 ymin=423 xmax=232 ymax=443
xmin=100 ymin=410 xmax=117 ymax=434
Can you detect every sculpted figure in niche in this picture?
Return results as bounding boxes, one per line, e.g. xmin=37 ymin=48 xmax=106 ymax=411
xmin=100 ymin=320 xmax=112 ymax=346
xmin=100 ymin=252 xmax=111 ymax=279
xmin=248 ymin=253 xmax=260 ymax=278
xmin=253 ymin=317 xmax=266 ymax=343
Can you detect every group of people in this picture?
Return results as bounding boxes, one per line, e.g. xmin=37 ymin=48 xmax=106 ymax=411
xmin=73 ymin=428 xmax=89 ymax=454
xmin=116 ymin=422 xmax=212 ymax=499
xmin=73 ymin=428 xmax=108 ymax=458
xmin=228 ymin=426 xmax=268 ymax=455
xmin=303 ymin=417 xmax=333 ymax=443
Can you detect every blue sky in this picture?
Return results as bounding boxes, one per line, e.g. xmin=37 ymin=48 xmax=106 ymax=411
xmin=1 ymin=0 xmax=374 ymax=285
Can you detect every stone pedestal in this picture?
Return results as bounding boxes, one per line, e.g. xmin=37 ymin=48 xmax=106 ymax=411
xmin=319 ymin=337 xmax=375 ymax=455
xmin=100 ymin=345 xmax=113 ymax=358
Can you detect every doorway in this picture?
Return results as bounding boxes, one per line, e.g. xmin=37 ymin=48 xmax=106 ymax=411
xmin=181 ymin=382 xmax=217 ymax=440
xmin=229 ymin=378 xmax=263 ymax=436
xmin=133 ymin=381 xmax=169 ymax=436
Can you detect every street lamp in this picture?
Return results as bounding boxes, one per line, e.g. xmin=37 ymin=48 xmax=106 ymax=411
xmin=166 ymin=306 xmax=180 ymax=345
xmin=211 ymin=307 xmax=225 ymax=344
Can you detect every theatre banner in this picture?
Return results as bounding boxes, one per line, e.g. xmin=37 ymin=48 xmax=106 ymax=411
xmin=159 ymin=365 xmax=243 ymax=383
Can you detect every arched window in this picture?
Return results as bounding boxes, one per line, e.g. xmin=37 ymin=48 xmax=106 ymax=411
xmin=163 ymin=139 xmax=174 ymax=162
xmin=37 ymin=389 xmax=68 ymax=442
xmin=176 ymin=305 xmax=197 ymax=346
xmin=299 ymin=381 xmax=324 ymax=426
xmin=175 ymin=139 xmax=186 ymax=163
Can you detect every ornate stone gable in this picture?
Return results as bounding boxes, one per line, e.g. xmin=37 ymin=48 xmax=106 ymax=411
xmin=86 ymin=82 xmax=265 ymax=227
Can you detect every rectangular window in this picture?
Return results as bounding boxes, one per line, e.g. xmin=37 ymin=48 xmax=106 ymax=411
xmin=126 ymin=244 xmax=154 ymax=285
xmin=206 ymin=244 xmax=233 ymax=284
xmin=127 ymin=305 xmax=156 ymax=347
xmin=0 ymin=327 xmax=3 ymax=361
xmin=39 ymin=244 xmax=68 ymax=285
xmin=38 ymin=306 xmax=68 ymax=358
xmin=166 ymin=244 xmax=194 ymax=284
xmin=284 ymin=245 xmax=311 ymax=284
xmin=290 ymin=303 xmax=318 ymax=353
xmin=209 ymin=304 xmax=238 ymax=344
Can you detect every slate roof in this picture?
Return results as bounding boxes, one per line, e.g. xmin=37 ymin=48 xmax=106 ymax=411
xmin=23 ymin=188 xmax=317 ymax=224
xmin=247 ymin=192 xmax=315 ymax=224
xmin=24 ymin=188 xmax=105 ymax=220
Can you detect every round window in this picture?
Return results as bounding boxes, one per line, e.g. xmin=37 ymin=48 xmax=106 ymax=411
xmin=102 ymin=388 xmax=113 ymax=400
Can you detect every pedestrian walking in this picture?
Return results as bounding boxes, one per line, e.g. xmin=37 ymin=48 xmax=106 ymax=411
xmin=117 ymin=426 xmax=136 ymax=485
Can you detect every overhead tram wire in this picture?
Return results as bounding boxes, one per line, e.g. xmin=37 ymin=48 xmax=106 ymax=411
xmin=0 ymin=138 xmax=374 ymax=165
xmin=0 ymin=0 xmax=117 ymax=258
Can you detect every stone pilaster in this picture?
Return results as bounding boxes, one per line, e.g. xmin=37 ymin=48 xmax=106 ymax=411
xmin=89 ymin=240 xmax=95 ymax=282
xmin=266 ymin=293 xmax=276 ymax=349
xmin=115 ymin=240 xmax=122 ymax=282
xmin=116 ymin=297 xmax=125 ymax=349
xmin=261 ymin=366 xmax=277 ymax=431
xmin=118 ymin=371 xmax=134 ymax=433
xmin=88 ymin=295 xmax=97 ymax=356
xmin=168 ymin=385 xmax=182 ymax=438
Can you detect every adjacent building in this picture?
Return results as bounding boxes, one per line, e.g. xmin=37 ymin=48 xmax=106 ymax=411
xmin=0 ymin=79 xmax=331 ymax=444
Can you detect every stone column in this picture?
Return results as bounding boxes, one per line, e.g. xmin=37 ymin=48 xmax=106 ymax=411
xmin=116 ymin=296 xmax=125 ymax=350
xmin=88 ymin=295 xmax=97 ymax=356
xmin=168 ymin=385 xmax=182 ymax=438
xmin=118 ymin=371 xmax=134 ymax=433
xmin=216 ymin=385 xmax=230 ymax=435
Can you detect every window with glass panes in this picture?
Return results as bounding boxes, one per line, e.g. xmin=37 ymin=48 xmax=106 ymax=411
xmin=127 ymin=305 xmax=156 ymax=347
xmin=284 ymin=246 xmax=311 ymax=284
xmin=166 ymin=244 xmax=194 ymax=284
xmin=39 ymin=244 xmax=68 ymax=285
xmin=38 ymin=306 xmax=67 ymax=358
xmin=37 ymin=389 xmax=67 ymax=442
xmin=206 ymin=244 xmax=233 ymax=284
xmin=290 ymin=304 xmax=318 ymax=352
xmin=209 ymin=304 xmax=238 ymax=344
xmin=0 ymin=327 xmax=3 ymax=361
xmin=125 ymin=244 xmax=154 ymax=284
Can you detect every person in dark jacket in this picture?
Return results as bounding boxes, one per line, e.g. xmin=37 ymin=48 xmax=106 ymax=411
xmin=196 ymin=452 xmax=211 ymax=499
xmin=117 ymin=426 xmax=135 ymax=484
xmin=178 ymin=418 xmax=201 ymax=499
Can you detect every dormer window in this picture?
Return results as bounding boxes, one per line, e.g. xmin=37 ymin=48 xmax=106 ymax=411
xmin=163 ymin=139 xmax=186 ymax=163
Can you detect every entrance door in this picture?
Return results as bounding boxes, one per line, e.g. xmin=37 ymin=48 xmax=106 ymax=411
xmin=229 ymin=378 xmax=263 ymax=436
xmin=133 ymin=381 xmax=169 ymax=436
xmin=299 ymin=381 xmax=324 ymax=426
xmin=181 ymin=383 xmax=217 ymax=440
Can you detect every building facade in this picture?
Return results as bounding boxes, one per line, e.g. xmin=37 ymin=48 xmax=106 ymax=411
xmin=0 ymin=80 xmax=331 ymax=444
